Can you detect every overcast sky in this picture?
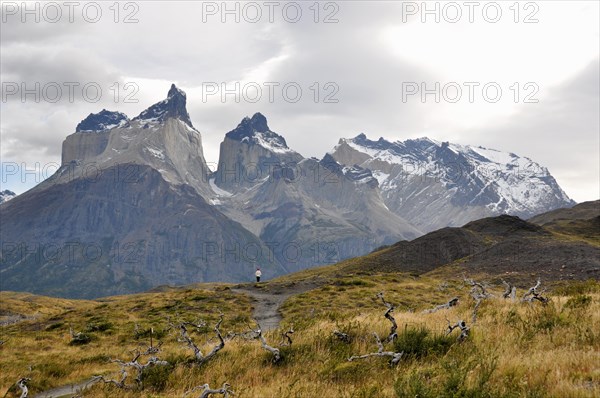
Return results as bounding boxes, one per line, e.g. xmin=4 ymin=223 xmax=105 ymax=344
xmin=1 ymin=1 xmax=598 ymax=202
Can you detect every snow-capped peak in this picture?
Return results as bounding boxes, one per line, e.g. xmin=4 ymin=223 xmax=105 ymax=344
xmin=76 ymin=109 xmax=129 ymax=133
xmin=133 ymin=84 xmax=194 ymax=128
xmin=226 ymin=113 xmax=294 ymax=154
xmin=332 ymin=133 xmax=574 ymax=217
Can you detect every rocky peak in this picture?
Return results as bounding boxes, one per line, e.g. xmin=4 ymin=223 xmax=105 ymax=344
xmin=226 ymin=113 xmax=292 ymax=153
xmin=227 ymin=113 xmax=271 ymax=138
xmin=75 ymin=109 xmax=129 ymax=133
xmin=133 ymin=84 xmax=193 ymax=128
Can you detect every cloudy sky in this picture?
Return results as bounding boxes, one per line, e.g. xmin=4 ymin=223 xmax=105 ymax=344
xmin=1 ymin=0 xmax=598 ymax=202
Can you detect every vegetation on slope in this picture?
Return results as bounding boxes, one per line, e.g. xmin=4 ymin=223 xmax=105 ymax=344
xmin=1 ymin=274 xmax=598 ymax=397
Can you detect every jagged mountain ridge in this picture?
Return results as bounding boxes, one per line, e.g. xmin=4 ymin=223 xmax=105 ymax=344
xmin=330 ymin=134 xmax=574 ymax=232
xmin=0 ymin=84 xmax=576 ymax=297
xmin=210 ymin=113 xmax=421 ymax=272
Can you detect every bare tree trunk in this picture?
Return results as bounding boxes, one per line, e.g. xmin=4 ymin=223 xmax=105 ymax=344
xmin=376 ymin=292 xmax=398 ymax=343
xmin=464 ymin=278 xmax=492 ymax=323
xmin=172 ymin=314 xmax=225 ymax=365
xmin=348 ymin=333 xmax=403 ymax=366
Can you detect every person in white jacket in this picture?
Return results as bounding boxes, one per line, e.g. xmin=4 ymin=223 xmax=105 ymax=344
xmin=255 ymin=268 xmax=262 ymax=283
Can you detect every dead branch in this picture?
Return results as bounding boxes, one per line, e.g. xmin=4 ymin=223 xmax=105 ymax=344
xmin=251 ymin=321 xmax=281 ymax=363
xmin=376 ymin=292 xmax=398 ymax=342
xmin=16 ymin=378 xmax=30 ymax=398
xmin=280 ymin=326 xmax=294 ymax=346
xmin=522 ymin=280 xmax=549 ymax=304
xmin=446 ymin=318 xmax=470 ymax=342
xmin=172 ymin=314 xmax=224 ymax=365
xmin=348 ymin=333 xmax=403 ymax=366
xmin=185 ymin=382 xmax=233 ymax=398
xmin=423 ymin=297 xmax=459 ymax=313
xmin=332 ymin=330 xmax=351 ymax=344
xmin=92 ymin=370 xmax=129 ymax=389
xmin=502 ymin=280 xmax=517 ymax=300
xmin=111 ymin=356 xmax=169 ymax=386
xmin=93 ymin=339 xmax=168 ymax=389
xmin=464 ymin=278 xmax=493 ymax=323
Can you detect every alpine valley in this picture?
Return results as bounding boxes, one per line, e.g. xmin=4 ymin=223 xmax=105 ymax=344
xmin=0 ymin=85 xmax=576 ymax=298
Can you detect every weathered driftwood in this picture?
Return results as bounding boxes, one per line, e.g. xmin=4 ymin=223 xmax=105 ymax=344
xmin=376 ymin=292 xmax=398 ymax=343
xmin=251 ymin=321 xmax=281 ymax=363
xmin=522 ymin=280 xmax=549 ymax=304
xmin=185 ymin=382 xmax=233 ymax=398
xmin=332 ymin=330 xmax=351 ymax=344
xmin=348 ymin=333 xmax=403 ymax=366
xmin=446 ymin=319 xmax=470 ymax=341
xmin=502 ymin=280 xmax=517 ymax=301
xmin=281 ymin=326 xmax=295 ymax=346
xmin=16 ymin=378 xmax=30 ymax=398
xmin=423 ymin=297 xmax=459 ymax=314
xmin=172 ymin=314 xmax=225 ymax=365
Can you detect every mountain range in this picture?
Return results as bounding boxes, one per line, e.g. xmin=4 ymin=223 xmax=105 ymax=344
xmin=0 ymin=85 xmax=576 ymax=298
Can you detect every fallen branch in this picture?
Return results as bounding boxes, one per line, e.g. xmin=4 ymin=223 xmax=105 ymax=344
xmin=185 ymin=382 xmax=233 ymax=398
xmin=251 ymin=321 xmax=281 ymax=363
xmin=522 ymin=280 xmax=549 ymax=304
xmin=376 ymin=292 xmax=398 ymax=342
xmin=92 ymin=370 xmax=129 ymax=389
xmin=16 ymin=378 xmax=30 ymax=398
xmin=446 ymin=319 xmax=470 ymax=342
xmin=423 ymin=297 xmax=459 ymax=313
xmin=348 ymin=333 xmax=403 ymax=366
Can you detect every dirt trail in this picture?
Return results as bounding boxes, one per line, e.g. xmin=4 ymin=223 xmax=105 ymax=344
xmin=232 ymin=280 xmax=319 ymax=330
xmin=34 ymin=280 xmax=320 ymax=397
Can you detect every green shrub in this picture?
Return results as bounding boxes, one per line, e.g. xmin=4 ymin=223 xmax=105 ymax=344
xmin=554 ymin=279 xmax=599 ymax=296
xmin=140 ymin=362 xmax=174 ymax=391
xmin=85 ymin=320 xmax=113 ymax=333
xmin=394 ymin=325 xmax=455 ymax=359
xmin=563 ymin=294 xmax=592 ymax=310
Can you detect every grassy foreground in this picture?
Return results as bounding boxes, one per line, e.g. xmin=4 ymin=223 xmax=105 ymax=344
xmin=1 ymin=275 xmax=599 ymax=397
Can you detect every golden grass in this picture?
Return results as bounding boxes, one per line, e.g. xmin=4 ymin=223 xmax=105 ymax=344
xmin=1 ymin=278 xmax=599 ymax=397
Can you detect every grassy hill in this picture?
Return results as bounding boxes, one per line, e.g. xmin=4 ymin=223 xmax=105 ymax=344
xmin=1 ymin=273 xmax=599 ymax=397
xmin=1 ymin=204 xmax=599 ymax=397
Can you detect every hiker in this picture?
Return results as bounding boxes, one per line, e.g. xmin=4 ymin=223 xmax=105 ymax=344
xmin=255 ymin=268 xmax=262 ymax=283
